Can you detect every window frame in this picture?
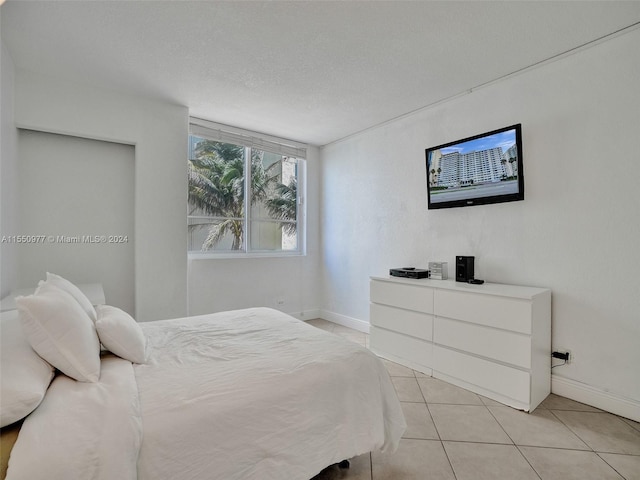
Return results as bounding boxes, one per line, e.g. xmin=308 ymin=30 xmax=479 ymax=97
xmin=188 ymin=118 xmax=307 ymax=259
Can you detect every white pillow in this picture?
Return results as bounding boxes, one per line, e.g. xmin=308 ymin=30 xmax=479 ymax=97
xmin=44 ymin=272 xmax=97 ymax=322
xmin=0 ymin=310 xmax=55 ymax=427
xmin=95 ymin=305 xmax=148 ymax=364
xmin=16 ymin=283 xmax=101 ymax=383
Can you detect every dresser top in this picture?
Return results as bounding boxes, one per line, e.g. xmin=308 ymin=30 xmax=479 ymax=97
xmin=371 ymin=275 xmax=550 ymax=300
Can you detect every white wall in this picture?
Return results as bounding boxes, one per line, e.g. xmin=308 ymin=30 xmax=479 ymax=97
xmin=8 ymin=67 xmax=321 ymax=323
xmin=188 ymin=147 xmax=322 ymax=319
xmin=13 ymin=71 xmax=188 ymax=321
xmin=321 ymin=28 xmax=640 ymax=417
xmin=16 ymin=130 xmax=135 ymax=314
xmin=0 ymin=37 xmax=19 ymax=298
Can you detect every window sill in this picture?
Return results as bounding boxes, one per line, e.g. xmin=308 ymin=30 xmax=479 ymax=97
xmin=188 ymin=250 xmax=305 ymax=260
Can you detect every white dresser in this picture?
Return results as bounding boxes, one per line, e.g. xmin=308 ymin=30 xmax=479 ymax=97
xmin=370 ymin=276 xmax=551 ymax=412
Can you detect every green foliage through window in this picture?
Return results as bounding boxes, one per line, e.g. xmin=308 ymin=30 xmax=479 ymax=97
xmin=188 ymin=136 xmax=302 ymax=254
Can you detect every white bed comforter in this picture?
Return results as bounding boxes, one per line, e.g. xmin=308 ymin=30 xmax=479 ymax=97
xmin=6 ymin=355 xmax=142 ymax=480
xmin=7 ymin=308 xmax=405 ymax=480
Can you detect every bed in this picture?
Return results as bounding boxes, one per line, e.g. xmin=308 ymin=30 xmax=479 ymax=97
xmin=0 ymin=275 xmax=405 ymax=480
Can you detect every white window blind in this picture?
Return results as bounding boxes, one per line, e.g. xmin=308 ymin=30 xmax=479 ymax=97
xmin=190 ymin=118 xmax=307 ymax=159
xmin=188 ymin=117 xmax=306 ymax=257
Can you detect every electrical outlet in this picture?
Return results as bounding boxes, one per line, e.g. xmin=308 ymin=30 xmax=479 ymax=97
xmin=552 ymin=349 xmax=572 ymax=364
xmin=565 ymin=350 xmax=573 ymax=364
xmin=276 ymin=297 xmax=285 ymax=306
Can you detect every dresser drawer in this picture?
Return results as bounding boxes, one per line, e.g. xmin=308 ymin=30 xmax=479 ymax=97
xmin=371 ymin=303 xmax=433 ymax=341
xmin=371 ymin=280 xmax=433 ymax=313
xmin=434 ymin=317 xmax=531 ymax=369
xmin=434 ymin=346 xmax=530 ymax=403
xmin=435 ymin=289 xmax=531 ymax=334
xmin=370 ymin=326 xmax=433 ymax=369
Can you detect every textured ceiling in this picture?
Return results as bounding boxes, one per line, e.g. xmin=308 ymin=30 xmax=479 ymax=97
xmin=2 ymin=1 xmax=640 ymax=145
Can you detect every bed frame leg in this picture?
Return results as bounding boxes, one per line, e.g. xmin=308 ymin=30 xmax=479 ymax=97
xmin=338 ymin=460 xmax=350 ymax=469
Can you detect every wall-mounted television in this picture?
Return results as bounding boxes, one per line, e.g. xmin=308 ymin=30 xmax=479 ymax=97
xmin=425 ymin=124 xmax=524 ymax=209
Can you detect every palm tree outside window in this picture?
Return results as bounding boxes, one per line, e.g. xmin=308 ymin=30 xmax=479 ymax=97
xmin=188 ymin=127 xmax=305 ymax=255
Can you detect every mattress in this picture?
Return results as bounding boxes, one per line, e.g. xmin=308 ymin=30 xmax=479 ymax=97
xmin=5 ymin=308 xmax=405 ymax=480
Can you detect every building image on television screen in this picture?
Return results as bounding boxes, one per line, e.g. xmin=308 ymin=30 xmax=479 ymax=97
xmin=427 ymin=128 xmax=519 ymax=204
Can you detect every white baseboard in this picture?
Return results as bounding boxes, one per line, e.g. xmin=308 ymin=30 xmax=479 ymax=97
xmin=319 ymin=309 xmax=370 ymax=334
xmin=288 ymin=308 xmax=321 ymax=321
xmin=552 ymin=374 xmax=640 ymax=422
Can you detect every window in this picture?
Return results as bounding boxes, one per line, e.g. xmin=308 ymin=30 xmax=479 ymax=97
xmin=188 ymin=119 xmax=306 ymax=256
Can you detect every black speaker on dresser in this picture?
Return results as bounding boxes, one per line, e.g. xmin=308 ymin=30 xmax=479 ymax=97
xmin=456 ymin=256 xmax=475 ymax=282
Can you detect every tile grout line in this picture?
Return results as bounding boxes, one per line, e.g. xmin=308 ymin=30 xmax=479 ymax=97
xmin=512 ymin=444 xmax=544 ymax=480
xmin=546 ymin=409 xmax=597 ymax=454
xmin=595 ymin=452 xmax=630 ymax=480
xmin=485 ymin=405 xmax=519 ymax=450
xmin=417 ymin=372 xmax=459 ymax=480
xmin=621 ymin=418 xmax=640 ymax=433
xmin=494 ymin=406 xmax=634 ymax=479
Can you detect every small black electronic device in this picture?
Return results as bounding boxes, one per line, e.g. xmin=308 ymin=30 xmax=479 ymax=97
xmin=456 ymin=256 xmax=475 ymax=282
xmin=468 ymin=278 xmax=484 ymax=285
xmin=390 ymin=267 xmax=430 ymax=279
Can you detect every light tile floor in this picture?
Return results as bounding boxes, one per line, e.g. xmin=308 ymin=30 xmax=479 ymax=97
xmin=306 ymin=318 xmax=640 ymax=480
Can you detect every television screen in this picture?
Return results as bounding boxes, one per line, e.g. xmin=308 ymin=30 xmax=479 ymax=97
xmin=425 ymin=124 xmax=524 ymax=209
